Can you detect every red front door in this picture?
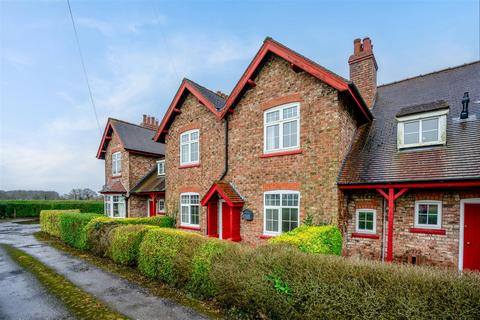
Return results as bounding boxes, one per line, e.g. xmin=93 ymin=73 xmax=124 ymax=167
xmin=149 ymin=199 xmax=156 ymax=217
xmin=464 ymin=203 xmax=480 ymax=271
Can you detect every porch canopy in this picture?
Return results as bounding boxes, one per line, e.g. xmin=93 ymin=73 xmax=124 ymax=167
xmin=201 ymin=181 xmax=244 ymax=241
xmin=130 ymin=167 xmax=165 ymax=216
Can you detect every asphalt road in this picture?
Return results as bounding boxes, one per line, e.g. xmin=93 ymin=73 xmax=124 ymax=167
xmin=0 ymin=220 xmax=209 ymax=320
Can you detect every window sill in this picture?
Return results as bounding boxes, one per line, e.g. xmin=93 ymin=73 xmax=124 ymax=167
xmin=179 ymin=164 xmax=200 ymax=169
xmin=260 ymin=149 xmax=303 ymax=158
xmin=259 ymin=234 xmax=275 ymax=239
xmin=179 ymin=225 xmax=201 ymax=231
xmin=409 ymin=228 xmax=446 ymax=235
xmin=352 ymin=233 xmax=380 ymax=239
xmin=111 ymin=175 xmax=122 ymax=178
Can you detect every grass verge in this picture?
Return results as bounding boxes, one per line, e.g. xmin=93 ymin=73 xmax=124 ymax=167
xmin=35 ymin=231 xmax=223 ymax=319
xmin=1 ymin=243 xmax=127 ymax=320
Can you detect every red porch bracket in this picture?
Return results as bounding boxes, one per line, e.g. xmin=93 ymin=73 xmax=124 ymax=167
xmin=376 ymin=188 xmax=408 ymax=262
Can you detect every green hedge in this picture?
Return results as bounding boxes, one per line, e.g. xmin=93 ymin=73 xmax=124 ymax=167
xmin=0 ymin=200 xmax=103 ymax=218
xmin=138 ymin=228 xmax=207 ymax=288
xmin=40 ymin=209 xmax=81 ymax=237
xmin=109 ymin=225 xmax=157 ymax=266
xmin=59 ymin=213 xmax=103 ymax=250
xmin=86 ymin=216 xmax=176 ymax=257
xmin=269 ymin=225 xmax=342 ymax=255
xmin=45 ymin=216 xmax=480 ymax=319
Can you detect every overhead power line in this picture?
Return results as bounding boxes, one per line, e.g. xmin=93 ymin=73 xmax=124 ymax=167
xmin=66 ymin=0 xmax=102 ymax=134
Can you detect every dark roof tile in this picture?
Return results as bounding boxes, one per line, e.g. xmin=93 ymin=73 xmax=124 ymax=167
xmin=111 ymin=119 xmax=165 ymax=156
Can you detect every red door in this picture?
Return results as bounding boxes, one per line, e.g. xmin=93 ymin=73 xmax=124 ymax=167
xmin=149 ymin=199 xmax=156 ymax=217
xmin=464 ymin=203 xmax=480 ymax=271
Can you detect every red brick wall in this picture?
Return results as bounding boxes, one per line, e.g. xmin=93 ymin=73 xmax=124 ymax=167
xmin=104 ymin=131 xmax=159 ymax=217
xmin=225 ymin=55 xmax=358 ymax=244
xmin=164 ymin=93 xmax=225 ymax=231
xmin=343 ymin=188 xmax=480 ymax=268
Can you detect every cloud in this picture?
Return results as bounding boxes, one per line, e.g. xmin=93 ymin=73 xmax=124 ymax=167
xmin=75 ymin=15 xmax=168 ymax=37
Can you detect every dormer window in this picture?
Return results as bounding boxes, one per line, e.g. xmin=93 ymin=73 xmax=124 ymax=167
xmin=396 ymin=104 xmax=448 ymax=149
xmin=157 ymin=160 xmax=165 ymax=176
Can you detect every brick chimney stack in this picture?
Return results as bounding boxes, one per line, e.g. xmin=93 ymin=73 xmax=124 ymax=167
xmin=348 ymin=37 xmax=378 ymax=108
xmin=216 ymin=91 xmax=229 ymax=99
xmin=140 ymin=114 xmax=159 ymax=130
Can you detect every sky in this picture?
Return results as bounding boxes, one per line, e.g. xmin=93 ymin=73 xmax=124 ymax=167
xmin=0 ymin=0 xmax=479 ymax=195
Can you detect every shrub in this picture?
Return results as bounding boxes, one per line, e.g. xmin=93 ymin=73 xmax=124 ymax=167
xmin=40 ymin=209 xmax=80 ymax=237
xmin=85 ymin=216 xmax=175 ymax=257
xmin=269 ymin=225 xmax=342 ymax=255
xmin=109 ymin=225 xmax=157 ymax=266
xmin=0 ymin=200 xmax=103 ymax=218
xmin=211 ymin=244 xmax=480 ymax=319
xmin=59 ymin=213 xmax=102 ymax=250
xmin=138 ymin=228 xmax=206 ymax=287
xmin=189 ymin=239 xmax=233 ymax=299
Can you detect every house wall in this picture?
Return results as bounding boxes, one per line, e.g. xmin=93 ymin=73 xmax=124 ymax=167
xmin=342 ymin=188 xmax=480 ymax=268
xmin=104 ymin=130 xmax=159 ymax=218
xmin=225 ymin=55 xmax=359 ymax=244
xmin=104 ymin=132 xmax=130 ymax=190
xmin=164 ymin=93 xmax=225 ymax=231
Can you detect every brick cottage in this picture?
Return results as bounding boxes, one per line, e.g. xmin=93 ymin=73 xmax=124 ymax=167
xmin=98 ymin=37 xmax=480 ymax=271
xmin=96 ymin=116 xmax=166 ymax=218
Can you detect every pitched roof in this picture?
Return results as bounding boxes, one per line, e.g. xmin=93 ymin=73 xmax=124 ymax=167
xmin=339 ymin=61 xmax=480 ymax=185
xmin=153 ymin=79 xmax=226 ymax=143
xmin=130 ymin=166 xmax=165 ymax=194
xmin=201 ymin=181 xmax=244 ymax=207
xmin=100 ymin=180 xmax=127 ymax=194
xmin=220 ymin=37 xmax=372 ymax=122
xmin=97 ymin=118 xmax=165 ymax=159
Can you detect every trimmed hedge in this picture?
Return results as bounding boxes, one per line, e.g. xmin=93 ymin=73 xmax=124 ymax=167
xmin=86 ymin=216 xmax=176 ymax=257
xmin=40 ymin=209 xmax=80 ymax=237
xmin=42 ymin=214 xmax=480 ymax=319
xmin=59 ymin=213 xmax=103 ymax=250
xmin=211 ymin=244 xmax=480 ymax=319
xmin=138 ymin=228 xmax=207 ymax=287
xmin=0 ymin=200 xmax=103 ymax=218
xmin=269 ymin=225 xmax=342 ymax=255
xmin=109 ymin=225 xmax=157 ymax=266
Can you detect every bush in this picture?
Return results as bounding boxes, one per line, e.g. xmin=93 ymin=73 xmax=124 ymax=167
xmin=85 ymin=216 xmax=175 ymax=257
xmin=138 ymin=228 xmax=207 ymax=287
xmin=59 ymin=213 xmax=103 ymax=250
xmin=189 ymin=239 xmax=233 ymax=299
xmin=211 ymin=244 xmax=480 ymax=319
xmin=109 ymin=225 xmax=157 ymax=266
xmin=269 ymin=225 xmax=342 ymax=255
xmin=40 ymin=209 xmax=80 ymax=237
xmin=0 ymin=200 xmax=103 ymax=218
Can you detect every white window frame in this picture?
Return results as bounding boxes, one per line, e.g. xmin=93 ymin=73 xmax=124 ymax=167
xmin=263 ymin=190 xmax=300 ymax=236
xmin=355 ymin=209 xmax=377 ymax=234
xmin=263 ymin=103 xmax=300 ymax=154
xmin=157 ymin=198 xmax=165 ymax=214
xmin=180 ymin=129 xmax=200 ymax=166
xmin=397 ymin=109 xmax=448 ymax=149
xmin=112 ymin=152 xmax=122 ymax=176
xmin=157 ymin=160 xmax=165 ymax=176
xmin=104 ymin=194 xmax=126 ymax=218
xmin=180 ymin=192 xmax=200 ymax=227
xmin=414 ymin=200 xmax=442 ymax=229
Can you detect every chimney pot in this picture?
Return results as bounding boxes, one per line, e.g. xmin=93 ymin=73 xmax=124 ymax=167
xmin=363 ymin=37 xmax=372 ymax=52
xmin=143 ymin=114 xmax=147 ymax=123
xmin=353 ymin=38 xmax=362 ymax=54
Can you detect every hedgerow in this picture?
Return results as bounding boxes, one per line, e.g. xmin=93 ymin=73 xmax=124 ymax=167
xmin=59 ymin=213 xmax=103 ymax=250
xmin=0 ymin=200 xmax=103 ymax=218
xmin=40 ymin=209 xmax=80 ymax=237
xmin=85 ymin=216 xmax=175 ymax=257
xmin=41 ymin=214 xmax=480 ymax=319
xmin=109 ymin=225 xmax=157 ymax=266
xmin=138 ymin=228 xmax=206 ymax=287
xmin=269 ymin=225 xmax=342 ymax=255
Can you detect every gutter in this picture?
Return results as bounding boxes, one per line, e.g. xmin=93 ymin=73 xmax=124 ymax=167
xmin=219 ymin=117 xmax=229 ymax=180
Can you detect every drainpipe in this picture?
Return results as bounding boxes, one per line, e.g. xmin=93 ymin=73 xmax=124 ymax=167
xmin=219 ymin=117 xmax=229 ymax=180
